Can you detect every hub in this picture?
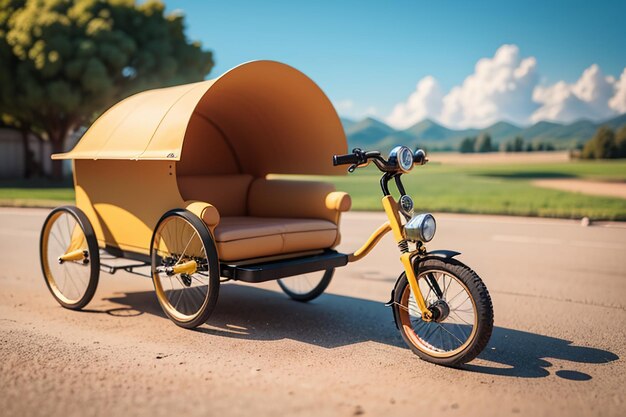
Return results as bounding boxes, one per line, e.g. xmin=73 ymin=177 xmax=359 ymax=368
xmin=428 ymin=299 xmax=450 ymax=323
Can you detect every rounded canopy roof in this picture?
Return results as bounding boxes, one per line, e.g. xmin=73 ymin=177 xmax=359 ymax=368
xmin=54 ymin=60 xmax=347 ymax=176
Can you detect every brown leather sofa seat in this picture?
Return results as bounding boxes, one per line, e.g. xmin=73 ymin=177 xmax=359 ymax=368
xmin=177 ymin=175 xmax=351 ymax=262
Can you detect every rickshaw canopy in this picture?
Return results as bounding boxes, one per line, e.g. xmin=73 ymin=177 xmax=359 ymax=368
xmin=53 ymin=60 xmax=347 ymax=176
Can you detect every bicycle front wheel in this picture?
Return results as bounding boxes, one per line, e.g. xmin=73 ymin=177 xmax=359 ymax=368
xmin=392 ymin=257 xmax=493 ymax=366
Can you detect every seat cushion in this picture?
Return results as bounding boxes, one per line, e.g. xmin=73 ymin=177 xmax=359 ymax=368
xmin=214 ymin=217 xmax=338 ymax=261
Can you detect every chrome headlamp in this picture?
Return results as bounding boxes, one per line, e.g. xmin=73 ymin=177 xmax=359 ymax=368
xmin=404 ymin=213 xmax=437 ymax=242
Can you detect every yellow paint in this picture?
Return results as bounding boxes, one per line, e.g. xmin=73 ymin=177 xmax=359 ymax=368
xmin=74 ymin=159 xmax=183 ymax=255
xmin=348 ymin=222 xmax=391 ymax=262
xmin=52 ymin=61 xmax=346 ymax=176
xmin=400 ymin=252 xmax=431 ymax=319
xmin=347 ymin=195 xmax=430 ymax=317
xmin=172 ymin=260 xmax=197 ymax=275
xmin=53 ymin=61 xmax=349 ymax=256
xmin=381 ymin=196 xmax=404 ymax=242
xmin=58 ymin=249 xmax=86 ymax=263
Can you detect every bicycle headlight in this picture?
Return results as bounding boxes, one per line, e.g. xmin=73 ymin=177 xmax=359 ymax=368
xmin=405 ymin=213 xmax=437 ymax=242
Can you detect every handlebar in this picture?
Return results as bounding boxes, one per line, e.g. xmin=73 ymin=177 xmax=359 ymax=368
xmin=333 ymin=147 xmax=427 ymax=173
xmin=332 ymin=153 xmax=361 ymax=166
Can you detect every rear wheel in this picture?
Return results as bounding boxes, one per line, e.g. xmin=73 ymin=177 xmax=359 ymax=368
xmin=392 ymin=257 xmax=493 ymax=366
xmin=40 ymin=206 xmax=100 ymax=310
xmin=277 ymin=269 xmax=333 ymax=302
xmin=151 ymin=209 xmax=220 ymax=328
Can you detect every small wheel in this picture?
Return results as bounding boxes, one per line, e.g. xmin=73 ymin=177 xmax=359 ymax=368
xmin=392 ymin=257 xmax=493 ymax=366
xmin=151 ymin=209 xmax=220 ymax=329
xmin=40 ymin=206 xmax=100 ymax=310
xmin=277 ymin=269 xmax=334 ymax=302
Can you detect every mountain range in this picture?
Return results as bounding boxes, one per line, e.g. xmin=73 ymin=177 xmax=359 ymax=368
xmin=340 ymin=113 xmax=626 ymax=152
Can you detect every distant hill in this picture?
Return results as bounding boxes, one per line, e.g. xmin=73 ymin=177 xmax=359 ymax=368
xmin=343 ymin=117 xmax=396 ymax=148
xmin=340 ymin=117 xmax=356 ymax=131
xmin=341 ymin=113 xmax=626 ymax=152
xmin=601 ymin=113 xmax=626 ymax=131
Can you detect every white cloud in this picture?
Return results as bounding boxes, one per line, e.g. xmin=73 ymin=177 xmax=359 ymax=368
xmin=333 ymin=99 xmax=379 ymax=119
xmin=440 ymin=45 xmax=538 ymax=128
xmin=386 ymin=76 xmax=443 ymax=129
xmin=363 ymin=106 xmax=378 ymax=116
xmin=531 ymin=64 xmax=617 ymax=123
xmin=383 ymin=44 xmax=626 ymax=129
xmin=609 ymin=68 xmax=626 ymax=114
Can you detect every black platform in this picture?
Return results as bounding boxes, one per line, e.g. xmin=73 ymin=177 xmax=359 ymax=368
xmin=220 ymin=250 xmax=349 ymax=283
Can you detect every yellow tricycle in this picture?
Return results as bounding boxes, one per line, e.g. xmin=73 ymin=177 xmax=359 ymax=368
xmin=39 ymin=60 xmax=493 ymax=366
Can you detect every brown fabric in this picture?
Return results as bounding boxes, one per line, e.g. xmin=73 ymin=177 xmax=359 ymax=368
xmin=247 ymin=179 xmax=339 ymax=223
xmin=325 ymin=191 xmax=352 ymax=212
xmin=214 ymin=216 xmax=338 ymax=261
xmin=177 ymin=175 xmax=253 ymax=216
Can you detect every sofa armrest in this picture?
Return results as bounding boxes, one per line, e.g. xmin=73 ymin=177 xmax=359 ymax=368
xmin=247 ymin=179 xmax=350 ymax=224
xmin=325 ymin=191 xmax=352 ymax=212
xmin=184 ymin=200 xmax=220 ymax=229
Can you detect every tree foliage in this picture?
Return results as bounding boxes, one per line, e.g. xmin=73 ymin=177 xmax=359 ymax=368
xmin=459 ymin=133 xmax=494 ymax=153
xmin=581 ymin=126 xmax=626 ymax=159
xmin=459 ymin=136 xmax=475 ymax=153
xmin=0 ymin=0 xmax=214 ymax=177
xmin=474 ymin=132 xmax=493 ymax=153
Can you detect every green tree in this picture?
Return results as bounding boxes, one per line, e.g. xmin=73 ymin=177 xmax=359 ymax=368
xmin=512 ymin=136 xmax=524 ymax=152
xmin=459 ymin=136 xmax=476 ymax=153
xmin=581 ymin=126 xmax=617 ymax=159
xmin=615 ymin=126 xmax=626 ymax=158
xmin=474 ymin=132 xmax=493 ymax=153
xmin=0 ymin=0 xmax=214 ymax=178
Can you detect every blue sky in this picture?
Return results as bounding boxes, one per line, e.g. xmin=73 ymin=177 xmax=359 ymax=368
xmin=163 ymin=0 xmax=626 ymax=128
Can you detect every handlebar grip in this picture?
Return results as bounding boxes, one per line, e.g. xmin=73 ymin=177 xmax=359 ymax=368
xmin=333 ymin=153 xmax=360 ymax=166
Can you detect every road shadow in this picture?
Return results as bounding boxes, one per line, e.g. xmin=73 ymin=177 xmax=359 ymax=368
xmin=104 ymin=284 xmax=618 ymax=379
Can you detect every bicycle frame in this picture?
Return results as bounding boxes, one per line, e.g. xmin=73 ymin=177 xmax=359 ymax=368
xmin=347 ymin=194 xmax=432 ymax=321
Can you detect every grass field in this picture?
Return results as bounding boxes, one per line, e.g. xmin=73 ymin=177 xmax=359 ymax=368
xmin=1 ymin=159 xmax=625 ymax=220
xmin=311 ymin=159 xmax=626 ymax=220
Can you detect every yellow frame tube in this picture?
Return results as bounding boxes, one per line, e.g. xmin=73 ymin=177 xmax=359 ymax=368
xmin=172 ymin=260 xmax=197 ymax=275
xmin=58 ymin=249 xmax=87 ymax=263
xmin=348 ymin=195 xmax=430 ymax=318
xmin=348 ymin=222 xmax=391 ymax=262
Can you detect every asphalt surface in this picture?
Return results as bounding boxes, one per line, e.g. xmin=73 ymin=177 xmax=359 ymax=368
xmin=0 ymin=208 xmax=625 ymax=417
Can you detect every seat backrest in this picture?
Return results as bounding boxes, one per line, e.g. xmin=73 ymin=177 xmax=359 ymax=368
xmin=247 ymin=178 xmax=336 ymax=222
xmin=177 ymin=174 xmax=253 ymax=216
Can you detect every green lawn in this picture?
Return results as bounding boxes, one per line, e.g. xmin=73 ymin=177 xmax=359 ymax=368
xmin=312 ymin=160 xmax=626 ymax=220
xmin=0 ymin=179 xmax=75 ymax=207
xmin=1 ymin=160 xmax=625 ymax=220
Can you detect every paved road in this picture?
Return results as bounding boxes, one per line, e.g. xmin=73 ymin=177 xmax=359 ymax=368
xmin=1 ymin=208 xmax=624 ymax=417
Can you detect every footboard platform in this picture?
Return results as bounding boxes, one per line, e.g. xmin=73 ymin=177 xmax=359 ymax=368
xmin=220 ymin=250 xmax=348 ymax=283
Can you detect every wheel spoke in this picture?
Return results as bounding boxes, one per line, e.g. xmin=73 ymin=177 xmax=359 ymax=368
xmin=42 ymin=209 xmax=96 ymax=308
xmin=437 ymin=322 xmax=465 ymax=346
xmin=152 ymin=215 xmax=215 ymax=322
xmin=399 ymin=267 xmax=479 ymax=357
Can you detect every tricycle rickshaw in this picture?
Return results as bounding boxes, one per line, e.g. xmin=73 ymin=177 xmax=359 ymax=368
xmin=40 ymin=61 xmax=493 ymax=366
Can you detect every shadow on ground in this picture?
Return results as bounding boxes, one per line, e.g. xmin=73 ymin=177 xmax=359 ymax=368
xmin=103 ymin=283 xmax=618 ymax=379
